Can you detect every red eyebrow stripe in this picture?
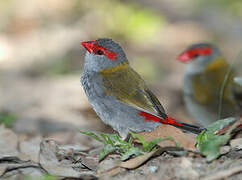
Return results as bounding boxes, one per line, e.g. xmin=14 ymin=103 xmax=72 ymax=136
xmin=178 ymin=47 xmax=212 ymax=62
xmin=103 ymin=47 xmax=118 ymax=61
xmin=187 ymin=47 xmax=212 ymax=56
xmin=81 ymin=40 xmax=119 ymax=60
xmin=93 ymin=44 xmax=119 ymax=61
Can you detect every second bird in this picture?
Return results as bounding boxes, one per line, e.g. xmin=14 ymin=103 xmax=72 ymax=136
xmin=178 ymin=43 xmax=242 ymax=126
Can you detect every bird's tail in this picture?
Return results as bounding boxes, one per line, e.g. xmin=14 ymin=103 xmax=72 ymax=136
xmin=161 ymin=116 xmax=205 ymax=134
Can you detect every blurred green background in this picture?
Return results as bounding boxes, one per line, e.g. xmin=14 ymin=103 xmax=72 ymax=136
xmin=0 ymin=0 xmax=242 ymax=135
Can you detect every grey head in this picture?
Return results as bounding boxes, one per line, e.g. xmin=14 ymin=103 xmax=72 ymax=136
xmin=81 ymin=38 xmax=128 ymax=72
xmin=178 ymin=43 xmax=222 ymax=74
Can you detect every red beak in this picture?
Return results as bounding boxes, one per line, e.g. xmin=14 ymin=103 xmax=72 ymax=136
xmin=177 ymin=52 xmax=190 ymax=63
xmin=81 ymin=41 xmax=95 ymax=53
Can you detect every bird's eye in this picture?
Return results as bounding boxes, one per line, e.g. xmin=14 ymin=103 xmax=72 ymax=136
xmin=96 ymin=49 xmax=104 ymax=55
xmin=193 ymin=54 xmax=199 ymax=58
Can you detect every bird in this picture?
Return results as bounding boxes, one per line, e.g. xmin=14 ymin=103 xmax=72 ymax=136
xmin=177 ymin=43 xmax=242 ymax=127
xmin=81 ymin=38 xmax=204 ymax=139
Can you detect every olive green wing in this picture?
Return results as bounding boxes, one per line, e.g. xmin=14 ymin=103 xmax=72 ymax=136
xmin=100 ymin=64 xmax=166 ymax=118
xmin=191 ymin=57 xmax=236 ymax=104
xmin=191 ymin=57 xmax=241 ymax=115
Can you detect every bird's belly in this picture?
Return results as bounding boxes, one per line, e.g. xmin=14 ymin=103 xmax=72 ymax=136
xmin=81 ymin=73 xmax=159 ymax=138
xmin=90 ymin=95 xmax=160 ymax=137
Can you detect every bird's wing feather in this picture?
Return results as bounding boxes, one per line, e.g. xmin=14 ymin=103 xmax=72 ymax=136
xmin=191 ymin=57 xmax=242 ymax=115
xmin=100 ymin=63 xmax=167 ymax=119
xmin=192 ymin=57 xmax=235 ymax=103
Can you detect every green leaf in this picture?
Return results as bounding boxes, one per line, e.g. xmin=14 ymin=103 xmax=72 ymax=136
xmin=80 ymin=131 xmax=104 ymax=143
xmin=196 ymin=118 xmax=236 ymax=161
xmin=196 ymin=130 xmax=210 ymax=148
xmin=102 ymin=133 xmax=125 ymax=146
xmin=145 ymin=138 xmax=161 ymax=152
xmin=128 ymin=136 xmax=133 ymax=145
xmin=0 ymin=113 xmax=17 ymax=127
xmin=99 ymin=144 xmax=116 ymax=161
xmin=81 ymin=131 xmax=179 ymax=161
xmin=197 ymin=117 xmax=236 ymax=148
xmin=38 ymin=175 xmax=56 ymax=180
xmin=200 ymin=135 xmax=230 ymax=162
xmin=101 ymin=133 xmax=115 ymax=146
xmin=26 ymin=174 xmax=56 ymax=180
xmin=129 ymin=132 xmax=148 ymax=149
xmin=121 ymin=147 xmax=144 ymax=161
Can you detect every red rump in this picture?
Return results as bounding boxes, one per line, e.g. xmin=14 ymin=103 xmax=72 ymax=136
xmin=178 ymin=47 xmax=212 ymax=62
xmin=162 ymin=116 xmax=183 ymax=126
xmin=140 ymin=111 xmax=160 ymax=122
xmin=139 ymin=111 xmax=182 ymax=126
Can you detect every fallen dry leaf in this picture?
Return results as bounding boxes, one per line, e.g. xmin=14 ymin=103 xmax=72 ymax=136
xmin=39 ymin=139 xmax=97 ymax=178
xmin=139 ymin=125 xmax=197 ymax=151
xmin=220 ymin=146 xmax=231 ymax=155
xmin=19 ymin=136 xmax=42 ymax=162
xmin=80 ymin=156 xmax=99 ymax=171
xmin=0 ymin=156 xmax=44 ymax=178
xmin=230 ymin=138 xmax=242 ymax=150
xmin=98 ymin=167 xmax=126 ymax=179
xmin=0 ymin=164 xmax=7 ymax=176
xmin=119 ymin=150 xmax=157 ymax=169
xmin=0 ymin=125 xmax=19 ymax=158
xmin=97 ymin=155 xmax=121 ymax=175
xmin=97 ymin=151 xmax=157 ymax=178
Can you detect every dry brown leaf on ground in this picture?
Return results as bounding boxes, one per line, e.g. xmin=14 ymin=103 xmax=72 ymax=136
xmin=97 ymin=155 xmax=123 ymax=177
xmin=0 ymin=164 xmax=7 ymax=177
xmin=98 ymin=151 xmax=157 ymax=178
xmin=0 ymin=125 xmax=19 ymax=158
xmin=39 ymin=139 xmax=97 ymax=179
xmin=0 ymin=126 xmax=45 ymax=178
xmin=19 ymin=136 xmax=42 ymax=162
xmin=119 ymin=150 xmax=157 ymax=169
xmin=230 ymin=138 xmax=242 ymax=150
xmin=0 ymin=156 xmax=45 ymax=178
xmin=139 ymin=125 xmax=197 ymax=151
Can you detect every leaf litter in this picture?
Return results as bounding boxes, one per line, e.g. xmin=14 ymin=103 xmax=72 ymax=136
xmin=0 ymin=116 xmax=241 ymax=179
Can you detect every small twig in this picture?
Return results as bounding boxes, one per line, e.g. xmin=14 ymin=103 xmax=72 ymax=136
xmin=214 ymin=117 xmax=242 ymax=135
xmin=225 ymin=117 xmax=242 ymax=136
xmin=201 ymin=165 xmax=242 ymax=180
